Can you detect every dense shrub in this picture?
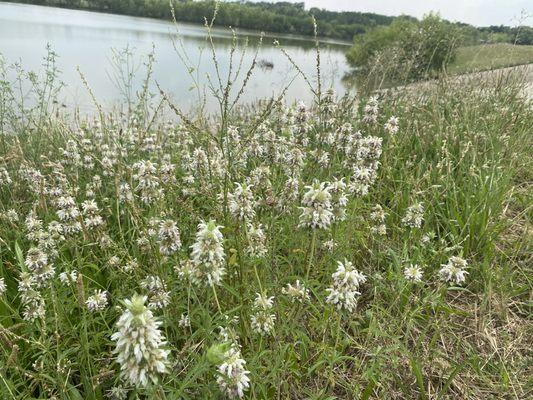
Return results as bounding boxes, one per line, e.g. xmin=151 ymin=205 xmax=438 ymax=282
xmin=347 ymin=14 xmax=462 ymax=81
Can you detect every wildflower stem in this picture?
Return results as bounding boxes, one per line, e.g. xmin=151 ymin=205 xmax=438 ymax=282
xmin=334 ymin=313 xmax=341 ymax=348
xmin=252 ymin=263 xmax=263 ymax=294
xmin=211 ymin=284 xmax=222 ymax=313
xmin=305 ymin=230 xmax=317 ymax=281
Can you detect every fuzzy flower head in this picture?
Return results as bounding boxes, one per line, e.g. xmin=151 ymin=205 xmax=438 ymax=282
xmin=25 ymin=247 xmax=55 ymax=287
xmin=141 ymin=275 xmax=171 ymax=309
xmin=59 ymin=270 xmax=78 ymax=286
xmin=326 ymin=259 xmax=367 ymax=312
xmin=178 ymin=313 xmax=190 ymax=328
xmin=298 ymin=181 xmax=334 ymax=229
xmin=384 ymin=116 xmax=399 ymax=135
xmin=190 ymin=220 xmax=226 ymax=286
xmin=86 ymin=289 xmax=109 ymax=312
xmin=282 ymin=280 xmax=310 ymax=303
xmin=363 ymin=96 xmax=379 ymax=124
xmin=157 ymin=219 xmax=182 ymax=256
xmin=439 ymin=256 xmax=468 ymax=285
xmin=250 ymin=293 xmax=276 ymax=335
xmin=227 ymin=182 xmax=256 ymax=221
xmin=245 ymin=223 xmax=268 ymax=258
xmin=0 ymin=167 xmax=12 ymax=186
xmin=216 ymin=346 xmax=251 ymax=399
xmin=111 ymin=295 xmax=170 ymax=387
xmin=404 ymin=264 xmax=423 ymax=282
xmin=402 ymin=203 xmax=425 ymax=229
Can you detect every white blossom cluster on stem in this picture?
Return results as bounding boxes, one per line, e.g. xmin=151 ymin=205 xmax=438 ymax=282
xmin=111 ymin=294 xmax=170 ymax=387
xmin=402 ymin=203 xmax=425 ymax=228
xmin=216 ymin=346 xmax=251 ymax=398
xmin=298 ymin=181 xmax=334 ymax=229
xmin=282 ymin=280 xmax=310 ymax=303
xmin=157 ymin=219 xmax=182 ymax=256
xmin=189 ymin=220 xmax=226 ymax=286
xmin=250 ymin=293 xmax=276 ymax=335
xmin=326 ymin=259 xmax=367 ymax=312
xmin=245 ymin=223 xmax=267 ymax=258
xmin=404 ymin=264 xmax=424 ymax=282
xmin=370 ymin=204 xmax=387 ymax=236
xmin=439 ymin=256 xmax=468 ymax=285
xmin=227 ymin=182 xmax=256 ymax=221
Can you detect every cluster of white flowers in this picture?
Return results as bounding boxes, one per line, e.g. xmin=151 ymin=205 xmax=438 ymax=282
xmin=277 ymin=176 xmax=300 ymax=212
xmin=157 ymin=219 xmax=182 ymax=256
xmin=404 ymin=264 xmax=424 ymax=282
xmin=346 ymin=136 xmax=382 ymax=196
xmin=402 ymin=203 xmax=425 ymax=228
xmin=250 ymin=293 xmax=276 ymax=335
xmin=298 ymin=181 xmax=334 ymax=229
xmin=189 ymin=220 xmax=226 ymax=286
xmin=216 ymin=346 xmax=251 ymax=399
xmin=0 ymin=277 xmax=6 ymax=296
xmin=0 ymin=166 xmax=12 ymax=185
xmin=282 ymin=280 xmax=310 ymax=303
xmin=329 ymin=177 xmax=349 ymax=222
xmin=50 ymin=195 xmax=81 ymax=235
xmin=59 ymin=270 xmax=78 ymax=286
xmin=227 ymin=183 xmax=256 ymax=221
xmin=140 ymin=275 xmax=171 ymax=309
xmin=106 ymin=385 xmax=128 ymax=400
xmin=178 ymin=313 xmax=190 ymax=328
xmin=132 ymin=160 xmax=162 ymax=204
xmin=384 ymin=116 xmax=399 ymax=135
xmin=81 ymin=199 xmax=104 ymax=229
xmin=18 ymin=272 xmax=45 ymax=322
xmin=0 ymin=78 xmax=497 ymax=400
xmin=370 ymin=204 xmax=387 ymax=236
xmin=439 ymin=256 xmax=468 ymax=285
xmin=118 ymin=182 xmax=134 ymax=203
xmin=326 ymin=259 xmax=367 ymax=312
xmin=111 ymin=295 xmax=170 ymax=387
xmin=363 ymin=96 xmax=379 ymax=124
xmin=60 ymin=139 xmax=81 ymax=167
xmin=24 ymin=247 xmax=54 ymax=287
xmin=16 ymin=208 xmax=71 ymax=322
xmin=1 ymin=208 xmax=19 ymax=223
xmin=245 ymin=223 xmax=268 ymax=258
xmin=19 ymin=165 xmax=46 ymax=195
xmin=86 ymin=289 xmax=109 ymax=312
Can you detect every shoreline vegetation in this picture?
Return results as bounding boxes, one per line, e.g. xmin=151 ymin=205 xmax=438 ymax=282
xmin=0 ymin=3 xmax=532 ymax=399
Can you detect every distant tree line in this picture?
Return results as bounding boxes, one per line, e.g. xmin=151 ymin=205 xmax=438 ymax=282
xmin=6 ymin=0 xmax=533 ymax=45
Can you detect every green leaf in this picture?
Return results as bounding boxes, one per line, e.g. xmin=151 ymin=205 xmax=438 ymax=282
xmin=14 ymin=242 xmax=25 ymax=272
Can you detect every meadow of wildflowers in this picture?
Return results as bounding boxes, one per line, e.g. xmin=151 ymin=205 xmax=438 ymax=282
xmin=0 ymin=18 xmax=532 ymax=400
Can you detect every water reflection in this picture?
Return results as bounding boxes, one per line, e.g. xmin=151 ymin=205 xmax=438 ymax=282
xmin=0 ymin=2 xmax=351 ymax=113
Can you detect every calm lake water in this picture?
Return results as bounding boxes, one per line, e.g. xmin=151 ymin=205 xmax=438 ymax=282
xmin=0 ymin=2 xmax=351 ymax=113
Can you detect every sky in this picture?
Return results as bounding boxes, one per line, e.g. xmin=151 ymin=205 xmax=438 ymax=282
xmin=261 ymin=1 xmax=532 ymax=27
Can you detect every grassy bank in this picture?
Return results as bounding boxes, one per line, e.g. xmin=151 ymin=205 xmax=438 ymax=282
xmin=0 ymin=39 xmax=531 ymax=400
xmin=448 ymin=43 xmax=533 ymax=74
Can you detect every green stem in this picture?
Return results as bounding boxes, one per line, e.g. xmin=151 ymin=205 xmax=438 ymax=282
xmin=305 ymin=230 xmax=317 ymax=281
xmin=252 ymin=263 xmax=263 ymax=294
xmin=334 ymin=312 xmax=342 ymax=348
xmin=211 ymin=284 xmax=222 ymax=314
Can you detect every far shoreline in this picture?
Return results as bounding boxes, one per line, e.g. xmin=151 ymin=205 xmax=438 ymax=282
xmin=0 ymin=1 xmax=353 ymax=47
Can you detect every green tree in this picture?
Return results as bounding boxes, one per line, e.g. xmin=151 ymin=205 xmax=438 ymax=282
xmin=347 ymin=14 xmax=461 ymax=82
